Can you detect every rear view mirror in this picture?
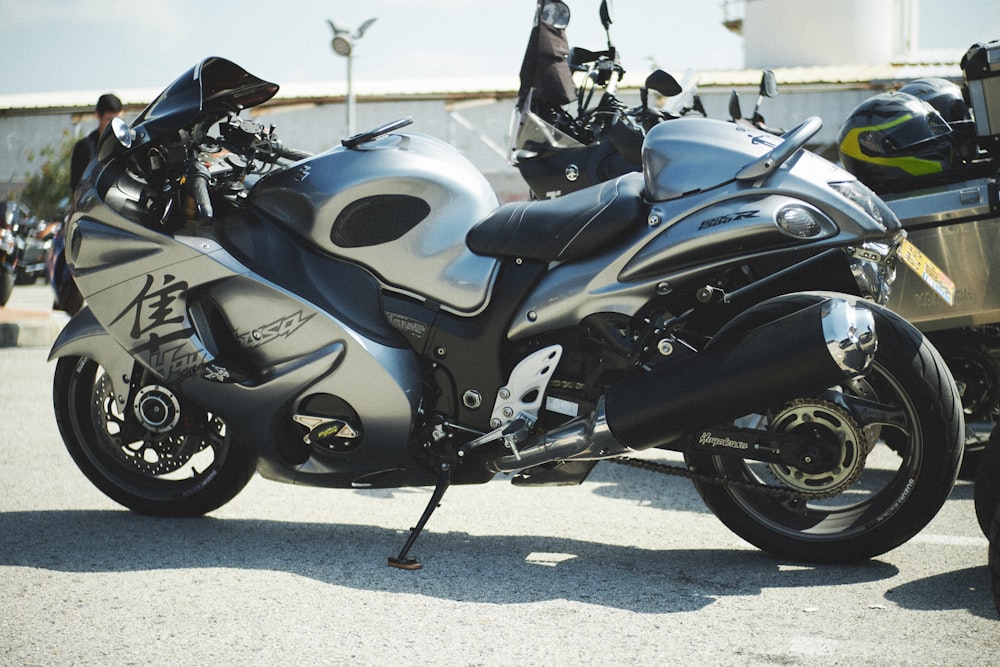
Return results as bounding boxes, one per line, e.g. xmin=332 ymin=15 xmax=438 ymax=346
xmin=760 ymin=70 xmax=778 ymax=98
xmin=541 ymin=1 xmax=571 ymax=29
xmin=729 ymin=90 xmax=743 ymax=121
xmin=599 ymin=0 xmax=614 ymax=30
xmin=645 ymin=70 xmax=682 ymax=98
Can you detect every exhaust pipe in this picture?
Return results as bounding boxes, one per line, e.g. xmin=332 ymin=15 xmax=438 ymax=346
xmin=491 ymin=298 xmax=876 ymax=472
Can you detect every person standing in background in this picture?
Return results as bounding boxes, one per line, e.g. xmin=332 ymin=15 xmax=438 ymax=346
xmin=55 ymin=93 xmax=121 ymax=315
xmin=69 ymin=93 xmax=123 ymax=195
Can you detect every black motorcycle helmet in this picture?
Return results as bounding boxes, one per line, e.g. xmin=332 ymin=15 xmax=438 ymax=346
xmin=898 ymin=77 xmax=977 ymax=159
xmin=837 ymin=91 xmax=961 ymax=192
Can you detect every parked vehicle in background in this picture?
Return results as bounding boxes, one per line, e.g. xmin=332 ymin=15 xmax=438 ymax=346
xmin=0 ymin=200 xmax=31 ymax=306
xmin=973 ymin=427 xmax=1000 ymax=615
xmin=45 ymin=219 xmax=83 ymax=314
xmin=835 ymin=41 xmax=1000 ymax=475
xmin=15 ymin=218 xmax=56 ymax=285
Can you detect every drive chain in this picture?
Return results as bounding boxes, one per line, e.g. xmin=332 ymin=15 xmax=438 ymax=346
xmin=611 ymin=455 xmax=846 ymax=501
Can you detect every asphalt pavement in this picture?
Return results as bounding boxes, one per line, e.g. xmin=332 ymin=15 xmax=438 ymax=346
xmin=1 ymin=285 xmax=998 ymax=666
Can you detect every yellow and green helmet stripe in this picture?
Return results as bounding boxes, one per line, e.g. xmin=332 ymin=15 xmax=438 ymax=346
xmin=839 ymin=112 xmax=945 ymax=177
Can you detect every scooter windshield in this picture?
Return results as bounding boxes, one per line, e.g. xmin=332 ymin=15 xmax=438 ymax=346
xmin=132 ymin=57 xmax=279 ymax=142
xmin=517 ymin=2 xmax=575 ymax=108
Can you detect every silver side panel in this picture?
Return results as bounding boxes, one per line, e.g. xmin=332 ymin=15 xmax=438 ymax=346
xmin=885 ymin=179 xmax=993 ymax=226
xmin=62 ymin=219 xmax=423 ymax=473
xmin=884 ymin=179 xmax=1000 ymax=330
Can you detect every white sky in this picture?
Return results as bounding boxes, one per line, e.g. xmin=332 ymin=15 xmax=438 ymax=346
xmin=1 ymin=0 xmax=998 ymax=96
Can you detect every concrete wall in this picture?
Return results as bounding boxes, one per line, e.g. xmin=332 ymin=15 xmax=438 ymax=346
xmin=0 ymin=95 xmax=528 ymax=206
xmin=0 ymin=82 xmax=891 ymax=207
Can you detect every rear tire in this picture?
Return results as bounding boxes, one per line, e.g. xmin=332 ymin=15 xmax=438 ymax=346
xmin=975 ymin=426 xmax=1000 ymax=537
xmin=685 ymin=293 xmax=964 ymax=562
xmin=53 ymin=355 xmax=257 ymax=516
xmin=989 ymin=506 xmax=1000 ymax=617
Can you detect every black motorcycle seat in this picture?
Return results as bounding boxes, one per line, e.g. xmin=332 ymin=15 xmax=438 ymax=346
xmin=466 ymin=173 xmax=645 ymax=262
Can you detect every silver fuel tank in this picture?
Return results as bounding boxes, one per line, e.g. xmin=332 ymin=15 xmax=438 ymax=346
xmin=248 ymin=131 xmax=500 ymax=314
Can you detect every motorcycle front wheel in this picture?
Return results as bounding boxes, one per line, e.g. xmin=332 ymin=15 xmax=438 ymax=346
xmin=685 ymin=294 xmax=964 ymax=563
xmin=53 ymin=355 xmax=257 ymax=516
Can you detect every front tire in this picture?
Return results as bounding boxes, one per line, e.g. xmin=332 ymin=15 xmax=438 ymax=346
xmin=0 ymin=269 xmax=13 ymax=306
xmin=53 ymin=355 xmax=257 ymax=516
xmin=685 ymin=294 xmax=964 ymax=562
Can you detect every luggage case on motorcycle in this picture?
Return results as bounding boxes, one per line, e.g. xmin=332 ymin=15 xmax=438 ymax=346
xmin=963 ymin=40 xmax=1000 ymax=157
xmin=883 ymin=176 xmax=1000 ymax=330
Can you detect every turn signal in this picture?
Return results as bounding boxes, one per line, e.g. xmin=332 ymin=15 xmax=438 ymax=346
xmin=776 ymin=205 xmax=823 ymax=238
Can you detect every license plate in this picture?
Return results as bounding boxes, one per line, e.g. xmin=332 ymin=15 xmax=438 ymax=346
xmin=897 ymin=237 xmax=955 ymax=306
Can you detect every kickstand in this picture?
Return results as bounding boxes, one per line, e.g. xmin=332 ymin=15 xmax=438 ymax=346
xmin=388 ymin=463 xmax=451 ymax=570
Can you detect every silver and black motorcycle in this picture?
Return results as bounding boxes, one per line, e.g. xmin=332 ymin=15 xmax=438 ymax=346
xmin=51 ymin=56 xmax=963 ymax=569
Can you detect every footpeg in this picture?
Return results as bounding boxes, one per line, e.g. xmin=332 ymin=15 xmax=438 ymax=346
xmin=458 ymin=414 xmax=534 ymax=456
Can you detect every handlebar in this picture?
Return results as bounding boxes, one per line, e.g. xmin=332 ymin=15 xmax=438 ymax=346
xmin=185 ymin=160 xmax=213 ymax=224
xmin=277 ymin=145 xmax=313 ymax=161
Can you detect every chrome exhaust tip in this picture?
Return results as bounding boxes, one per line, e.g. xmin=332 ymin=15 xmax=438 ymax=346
xmin=822 ymin=298 xmax=876 ymax=378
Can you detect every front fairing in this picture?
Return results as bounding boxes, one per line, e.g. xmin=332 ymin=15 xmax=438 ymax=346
xmin=121 ymin=57 xmax=278 ymax=152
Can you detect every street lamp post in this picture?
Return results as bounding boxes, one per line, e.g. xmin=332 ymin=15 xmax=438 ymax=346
xmin=327 ymin=17 xmax=377 ymax=136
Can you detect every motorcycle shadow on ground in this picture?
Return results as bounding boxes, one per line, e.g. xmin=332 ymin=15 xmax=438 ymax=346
xmin=0 ymin=508 xmax=903 ymax=614
xmin=882 ymin=565 xmax=997 ymax=620
xmin=582 ymin=462 xmax=995 ymax=617
xmin=584 ymin=458 xmax=713 ymax=513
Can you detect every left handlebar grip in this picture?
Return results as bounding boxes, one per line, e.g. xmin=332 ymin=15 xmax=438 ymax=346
xmin=279 ymin=145 xmax=313 ymax=161
xmin=186 ymin=161 xmax=213 ymax=224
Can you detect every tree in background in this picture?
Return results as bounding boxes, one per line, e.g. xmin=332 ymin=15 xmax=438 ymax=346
xmin=19 ymin=131 xmax=75 ymax=220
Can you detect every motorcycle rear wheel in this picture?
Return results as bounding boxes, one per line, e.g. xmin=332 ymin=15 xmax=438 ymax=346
xmin=989 ymin=506 xmax=1000 ymax=616
xmin=974 ymin=426 xmax=1000 ymax=536
xmin=53 ymin=355 xmax=257 ymax=516
xmin=685 ymin=293 xmax=964 ymax=562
